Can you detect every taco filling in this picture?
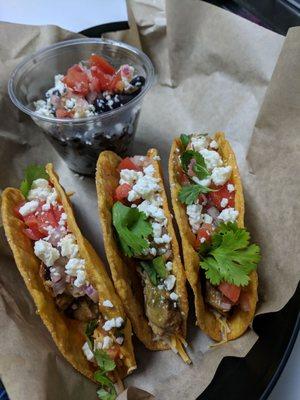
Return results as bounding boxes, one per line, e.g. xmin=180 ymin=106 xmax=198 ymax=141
xmin=14 ymin=165 xmax=128 ymax=397
xmin=112 ymin=156 xmax=184 ymax=343
xmin=176 ymin=133 xmax=260 ymax=319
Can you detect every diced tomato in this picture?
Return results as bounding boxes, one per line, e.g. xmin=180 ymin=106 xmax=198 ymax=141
xmin=110 ymin=72 xmax=122 ymax=91
xmin=218 ymin=282 xmax=241 ymax=304
xmin=107 ymin=345 xmax=121 ymax=361
xmin=89 ymin=54 xmax=115 ymax=75
xmin=52 ymin=204 xmax=64 ymax=224
xmin=23 ymin=227 xmax=45 ymax=241
xmin=63 ymin=64 xmax=89 ymax=96
xmin=14 ymin=202 xmax=25 ymax=220
xmin=56 ymin=109 xmax=72 ymax=118
xmin=208 ymin=180 xmax=235 ymax=211
xmin=195 ymin=223 xmax=213 ymax=250
xmin=177 ymin=169 xmax=190 ymax=186
xmin=114 ymin=183 xmax=132 ymax=203
xmin=117 ymin=157 xmax=142 ymax=172
xmin=90 ymin=66 xmax=113 ymax=91
xmin=23 ymin=213 xmax=39 ymax=229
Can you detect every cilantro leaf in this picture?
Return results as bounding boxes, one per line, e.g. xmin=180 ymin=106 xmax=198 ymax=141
xmin=97 ymin=388 xmax=117 ymax=400
xmin=180 ymin=150 xmax=209 ymax=180
xmin=200 ymin=222 xmax=260 ymax=286
xmin=180 ymin=134 xmax=190 ymax=148
xmin=20 ymin=164 xmax=49 ymax=198
xmin=112 ymin=202 xmax=152 ymax=257
xmin=140 ymin=261 xmax=158 ymax=285
xmin=94 ymin=349 xmax=116 ymax=373
xmin=152 ymin=256 xmax=168 ymax=279
xmin=178 ymin=184 xmax=215 ymax=205
xmin=140 ymin=256 xmax=168 ymax=285
xmin=85 ymin=319 xmax=98 ymax=349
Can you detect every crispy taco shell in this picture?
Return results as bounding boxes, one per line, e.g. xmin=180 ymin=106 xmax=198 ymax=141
xmin=96 ymin=149 xmax=188 ymax=351
xmin=1 ymin=163 xmax=136 ymax=380
xmin=169 ymin=132 xmax=258 ymax=341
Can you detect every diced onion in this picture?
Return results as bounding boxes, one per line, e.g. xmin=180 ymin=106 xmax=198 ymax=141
xmin=52 ymin=279 xmax=66 ymax=296
xmin=85 ymin=284 xmax=99 ymax=303
xmin=207 ymin=206 xmax=220 ymax=220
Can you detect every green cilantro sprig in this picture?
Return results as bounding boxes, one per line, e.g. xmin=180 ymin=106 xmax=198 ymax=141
xmin=178 ymin=184 xmax=216 ymax=205
xmin=200 ymin=222 xmax=261 ymax=287
xmin=180 ymin=134 xmax=190 ymax=149
xmin=112 ymin=202 xmax=152 ymax=257
xmin=140 ymin=256 xmax=168 ymax=285
xmin=85 ymin=321 xmax=117 ymax=400
xmin=180 ymin=150 xmax=209 ymax=180
xmin=20 ymin=164 xmax=49 ymax=198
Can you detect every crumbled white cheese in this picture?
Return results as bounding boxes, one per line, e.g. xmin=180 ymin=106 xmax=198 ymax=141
xmin=119 ymin=169 xmax=143 ymax=185
xmin=164 ymin=275 xmax=176 ymax=291
xmin=154 ymin=234 xmax=171 ymax=244
xmin=166 ymin=261 xmax=173 ymax=271
xmin=157 ymin=284 xmax=164 ymax=290
xmin=152 ymin=222 xmax=163 ymax=238
xmin=192 ymin=176 xmax=212 ymax=187
xmin=18 ymin=200 xmax=39 ymax=216
xmin=131 ymin=175 xmax=160 ymax=200
xmin=211 ymin=166 xmax=232 ymax=186
xmin=199 ymin=149 xmax=223 ymax=171
xmin=170 ymin=292 xmax=179 ymax=301
xmin=143 ymin=164 xmax=155 ymax=176
xmin=209 ymin=140 xmax=219 ymax=149
xmin=103 ymin=317 xmax=124 ymax=331
xmin=203 ymin=213 xmax=213 ymax=224
xmin=102 ymin=336 xmax=113 ymax=350
xmin=186 ymin=204 xmax=202 ymax=233
xmin=138 ymin=200 xmax=165 ymax=221
xmin=59 ymin=234 xmax=79 ymax=258
xmin=220 ymin=198 xmax=229 ymax=208
xmin=28 ymin=179 xmax=53 ymax=201
xmin=65 ymin=258 xmax=86 ymax=287
xmin=200 ymin=237 xmax=206 ymax=243
xmin=218 ymin=208 xmax=239 ymax=223
xmin=227 ymin=183 xmax=235 ymax=192
xmin=153 ymin=155 xmax=161 ymax=161
xmin=116 ymin=336 xmax=124 ymax=345
xmin=190 ymin=134 xmax=209 ymax=151
xmin=65 ymin=98 xmax=76 ymax=109
xmin=103 ymin=299 xmax=114 ymax=308
xmin=34 ymin=240 xmax=60 ymax=267
xmin=82 ymin=341 xmax=94 ymax=361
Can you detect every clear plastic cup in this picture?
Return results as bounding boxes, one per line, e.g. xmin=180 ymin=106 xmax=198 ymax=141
xmin=8 ymin=38 xmax=154 ymax=175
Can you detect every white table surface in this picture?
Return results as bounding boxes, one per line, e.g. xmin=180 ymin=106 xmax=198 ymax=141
xmin=268 ymin=331 xmax=300 ymax=400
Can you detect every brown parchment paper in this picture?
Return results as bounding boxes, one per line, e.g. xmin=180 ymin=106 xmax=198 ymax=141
xmin=0 ymin=1 xmax=299 ymax=399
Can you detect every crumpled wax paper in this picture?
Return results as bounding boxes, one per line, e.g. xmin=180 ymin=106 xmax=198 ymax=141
xmin=0 ymin=1 xmax=299 ymax=399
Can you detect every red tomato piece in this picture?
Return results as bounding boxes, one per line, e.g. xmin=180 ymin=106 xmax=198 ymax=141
xmin=218 ymin=282 xmax=241 ymax=304
xmin=114 ymin=183 xmax=132 ymax=203
xmin=23 ymin=227 xmax=45 ymax=241
xmin=23 ymin=213 xmax=40 ymax=229
xmin=90 ymin=66 xmax=112 ymax=91
xmin=208 ymin=180 xmax=235 ymax=211
xmin=63 ymin=64 xmax=89 ymax=96
xmin=110 ymin=72 xmax=122 ymax=91
xmin=52 ymin=204 xmax=64 ymax=224
xmin=36 ymin=208 xmax=58 ymax=230
xmin=89 ymin=54 xmax=115 ymax=75
xmin=117 ymin=157 xmax=141 ymax=172
xmin=195 ymin=223 xmax=213 ymax=249
xmin=177 ymin=169 xmax=190 ymax=186
xmin=56 ymin=109 xmax=72 ymax=118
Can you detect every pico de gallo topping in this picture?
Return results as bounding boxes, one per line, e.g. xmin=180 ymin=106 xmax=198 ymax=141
xmin=34 ymin=54 xmax=146 ymax=119
xmin=17 ymin=165 xmax=125 ymax=400
xmin=176 ymin=134 xmax=260 ymax=315
xmin=112 ymin=155 xmax=184 ymax=342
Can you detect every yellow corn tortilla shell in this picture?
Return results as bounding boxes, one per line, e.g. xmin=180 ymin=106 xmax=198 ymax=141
xmin=96 ymin=150 xmax=188 ymax=351
xmin=1 ymin=163 xmax=136 ymax=380
xmin=169 ymin=132 xmax=258 ymax=341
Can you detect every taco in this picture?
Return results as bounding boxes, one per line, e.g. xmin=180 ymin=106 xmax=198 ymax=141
xmin=96 ymin=150 xmax=190 ymax=362
xmin=1 ymin=163 xmax=136 ymax=398
xmin=169 ymin=132 xmax=260 ymax=341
